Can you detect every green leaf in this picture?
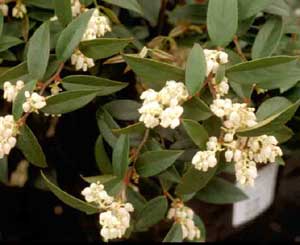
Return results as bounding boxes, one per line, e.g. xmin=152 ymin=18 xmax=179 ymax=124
xmin=185 ymin=43 xmax=206 ymax=95
xmin=207 ymin=0 xmax=238 ymax=47
xmin=0 ymin=13 xmax=3 ymax=38
xmin=163 ymin=223 xmax=183 ymax=242
xmin=135 ymin=196 xmax=168 ymax=231
xmin=13 ymin=80 xmax=37 ymax=120
xmin=168 ymin=4 xmax=207 ymax=25
xmin=194 ymin=214 xmax=206 ymax=242
xmin=252 ymin=17 xmax=283 ymax=59
xmin=96 ymin=107 xmax=119 ymax=147
xmin=103 ymin=177 xmax=124 ymax=196
xmin=136 ymin=150 xmax=183 ymax=177
xmin=104 ymin=100 xmax=141 ymax=121
xmin=182 ymin=119 xmax=209 ymax=150
xmin=237 ymin=100 xmax=300 ymax=136
xmin=275 ymin=156 xmax=285 ymax=166
xmin=226 ymin=56 xmax=300 ymax=92
xmin=123 ymin=54 xmax=185 ymax=90
xmin=263 ymin=0 xmax=290 ymax=17
xmin=182 ymin=97 xmax=212 ymax=121
xmin=42 ymin=90 xmax=97 ymax=114
xmin=256 ymin=97 xmax=292 ymax=121
xmin=17 ymin=125 xmax=47 ymax=168
xmin=41 ymin=171 xmax=99 ymax=214
xmin=103 ymin=0 xmax=143 ymax=15
xmin=95 ymin=135 xmax=112 ymax=174
xmin=126 ymin=186 xmax=147 ymax=214
xmin=81 ymin=174 xmax=116 ymax=184
xmin=54 ymin=0 xmax=72 ymax=27
xmin=112 ymin=134 xmax=130 ymax=178
xmin=0 ymin=157 xmax=8 ymax=184
xmin=112 ymin=122 xmax=145 ymax=136
xmin=24 ymin=0 xmax=54 ymax=9
xmin=138 ymin=0 xmax=161 ymax=27
xmin=62 ymin=75 xmax=128 ymax=95
xmin=79 ymin=38 xmax=132 ymax=60
xmin=176 ymin=165 xmax=217 ymax=195
xmin=0 ymin=35 xmax=23 ymax=52
xmin=270 ymin=126 xmax=293 ymax=144
xmin=196 ymin=177 xmax=248 ymax=204
xmin=238 ymin=0 xmax=273 ymax=20
xmin=56 ymin=9 xmax=93 ymax=61
xmin=27 ymin=22 xmax=50 ymax=80
xmin=0 ymin=62 xmax=28 ymax=86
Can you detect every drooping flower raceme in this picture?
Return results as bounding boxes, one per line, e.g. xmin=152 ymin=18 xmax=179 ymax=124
xmin=138 ymin=81 xmax=189 ymax=129
xmin=191 ymin=49 xmax=283 ymax=186
xmin=3 ymin=80 xmax=24 ymax=103
xmin=12 ymin=2 xmax=27 ymax=19
xmin=82 ymin=182 xmax=134 ymax=242
xmin=22 ymin=91 xmax=47 ymax=113
xmin=167 ymin=201 xmax=201 ymax=241
xmin=0 ymin=115 xmax=19 ymax=158
xmin=71 ymin=49 xmax=95 ymax=72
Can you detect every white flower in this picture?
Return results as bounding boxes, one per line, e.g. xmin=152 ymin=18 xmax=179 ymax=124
xmin=140 ymin=89 xmax=158 ymax=102
xmin=214 ymin=77 xmax=229 ymax=97
xmin=49 ymin=81 xmax=62 ymax=96
xmin=0 ymin=3 xmax=8 ymax=16
xmin=167 ymin=202 xmax=200 ymax=241
xmin=235 ymin=156 xmax=258 ymax=187
xmin=225 ymin=149 xmax=234 ymax=162
xmin=206 ymin=136 xmax=219 ymax=151
xmin=160 ymin=105 xmax=183 ymax=129
xmin=71 ymin=49 xmax=95 ymax=71
xmin=192 ymin=150 xmax=217 ymax=172
xmin=71 ymin=0 xmax=82 ymax=17
xmin=203 ymin=49 xmax=229 ymax=76
xmin=12 ymin=2 xmax=27 ymax=19
xmin=0 ymin=115 xmax=19 ymax=158
xmin=138 ymin=101 xmax=163 ymax=128
xmin=22 ymin=91 xmax=47 ymax=113
xmin=3 ymin=80 xmax=24 ymax=102
xmin=50 ymin=15 xmax=58 ymax=21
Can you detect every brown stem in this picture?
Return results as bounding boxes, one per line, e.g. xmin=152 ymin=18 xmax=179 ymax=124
xmin=157 ymin=0 xmax=168 ymax=35
xmin=132 ymin=128 xmax=150 ymax=164
xmin=39 ymin=62 xmax=64 ymax=95
xmin=206 ymin=72 xmax=217 ymax=99
xmin=233 ymin=35 xmax=247 ymax=61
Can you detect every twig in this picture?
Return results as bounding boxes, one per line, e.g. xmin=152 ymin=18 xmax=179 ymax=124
xmin=233 ymin=35 xmax=247 ymax=61
xmin=157 ymin=0 xmax=168 ymax=35
xmin=39 ymin=62 xmax=64 ymax=95
xmin=132 ymin=128 xmax=150 ymax=164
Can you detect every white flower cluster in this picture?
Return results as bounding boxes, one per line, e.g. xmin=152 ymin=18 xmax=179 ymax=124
xmin=71 ymin=49 xmax=95 ymax=71
xmin=12 ymin=2 xmax=27 ymax=19
xmin=0 ymin=3 xmax=8 ymax=16
xmin=71 ymin=9 xmax=112 ymax=71
xmin=191 ymin=50 xmax=283 ymax=186
xmin=167 ymin=201 xmax=200 ymax=241
xmin=0 ymin=115 xmax=18 ymax=158
xmin=192 ymin=136 xmax=220 ymax=171
xmin=82 ymin=182 xmax=134 ymax=242
xmin=22 ymin=91 xmax=47 ymax=114
xmin=203 ymin=49 xmax=228 ymax=76
xmin=138 ymin=80 xmax=189 ymax=129
xmin=3 ymin=81 xmax=24 ymax=103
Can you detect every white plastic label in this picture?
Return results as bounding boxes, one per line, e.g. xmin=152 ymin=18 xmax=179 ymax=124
xmin=232 ymin=163 xmax=279 ymax=227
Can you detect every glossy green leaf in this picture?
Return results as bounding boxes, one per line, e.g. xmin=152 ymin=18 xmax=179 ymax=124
xmin=135 ymin=196 xmax=168 ymax=231
xmin=123 ymin=54 xmax=185 ymax=90
xmin=56 ymin=9 xmax=93 ymax=61
xmin=182 ymin=119 xmax=209 ymax=150
xmin=196 ymin=177 xmax=248 ymax=204
xmin=27 ymin=22 xmax=50 ymax=80
xmin=41 ymin=171 xmax=99 ymax=214
xmin=112 ymin=134 xmax=130 ymax=178
xmin=79 ymin=38 xmax=132 ymax=60
xmin=42 ymin=90 xmax=97 ymax=114
xmin=13 ymin=80 xmax=37 ymax=120
xmin=163 ymin=223 xmax=183 ymax=242
xmin=54 ymin=0 xmax=72 ymax=27
xmin=185 ymin=43 xmax=206 ymax=95
xmin=62 ymin=75 xmax=128 ymax=95
xmin=17 ymin=125 xmax=47 ymax=168
xmin=103 ymin=0 xmax=143 ymax=15
xmin=252 ymin=17 xmax=283 ymax=59
xmin=182 ymin=97 xmax=212 ymax=121
xmin=95 ymin=135 xmax=112 ymax=174
xmin=207 ymin=0 xmax=238 ymax=46
xmin=136 ymin=150 xmax=183 ymax=177
xmin=104 ymin=100 xmax=141 ymax=121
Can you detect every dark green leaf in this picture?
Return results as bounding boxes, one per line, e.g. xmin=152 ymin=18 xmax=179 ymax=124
xmin=103 ymin=0 xmax=143 ymax=15
xmin=24 ymin=0 xmax=54 ymax=9
xmin=56 ymin=9 xmax=93 ymax=61
xmin=112 ymin=134 xmax=130 ymax=178
xmin=54 ymin=0 xmax=72 ymax=27
xmin=138 ymin=0 xmax=161 ymax=27
xmin=0 ymin=13 xmax=3 ymax=38
xmin=104 ymin=100 xmax=141 ymax=121
xmin=126 ymin=186 xmax=147 ymax=214
xmin=182 ymin=97 xmax=212 ymax=121
xmin=0 ymin=157 xmax=8 ymax=184
xmin=0 ymin=35 xmax=23 ymax=52
xmin=135 ymin=196 xmax=168 ymax=231
xmin=196 ymin=177 xmax=248 ymax=204
xmin=185 ymin=43 xmax=206 ymax=95
xmin=81 ymin=174 xmax=116 ymax=184
xmin=263 ymin=0 xmax=290 ymax=17
xmin=168 ymin=4 xmax=207 ymax=25
xmin=163 ymin=223 xmax=183 ymax=242
xmin=27 ymin=22 xmax=50 ymax=80
xmin=238 ymin=0 xmax=273 ymax=20
xmin=0 ymin=62 xmax=28 ymax=86
xmin=42 ymin=90 xmax=97 ymax=114
xmin=41 ymin=171 xmax=99 ymax=214
xmin=17 ymin=125 xmax=47 ymax=168
xmin=207 ymin=0 xmax=238 ymax=46
xmin=95 ymin=135 xmax=112 ymax=174
xmin=136 ymin=150 xmax=183 ymax=177
xmin=79 ymin=38 xmax=132 ymax=60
